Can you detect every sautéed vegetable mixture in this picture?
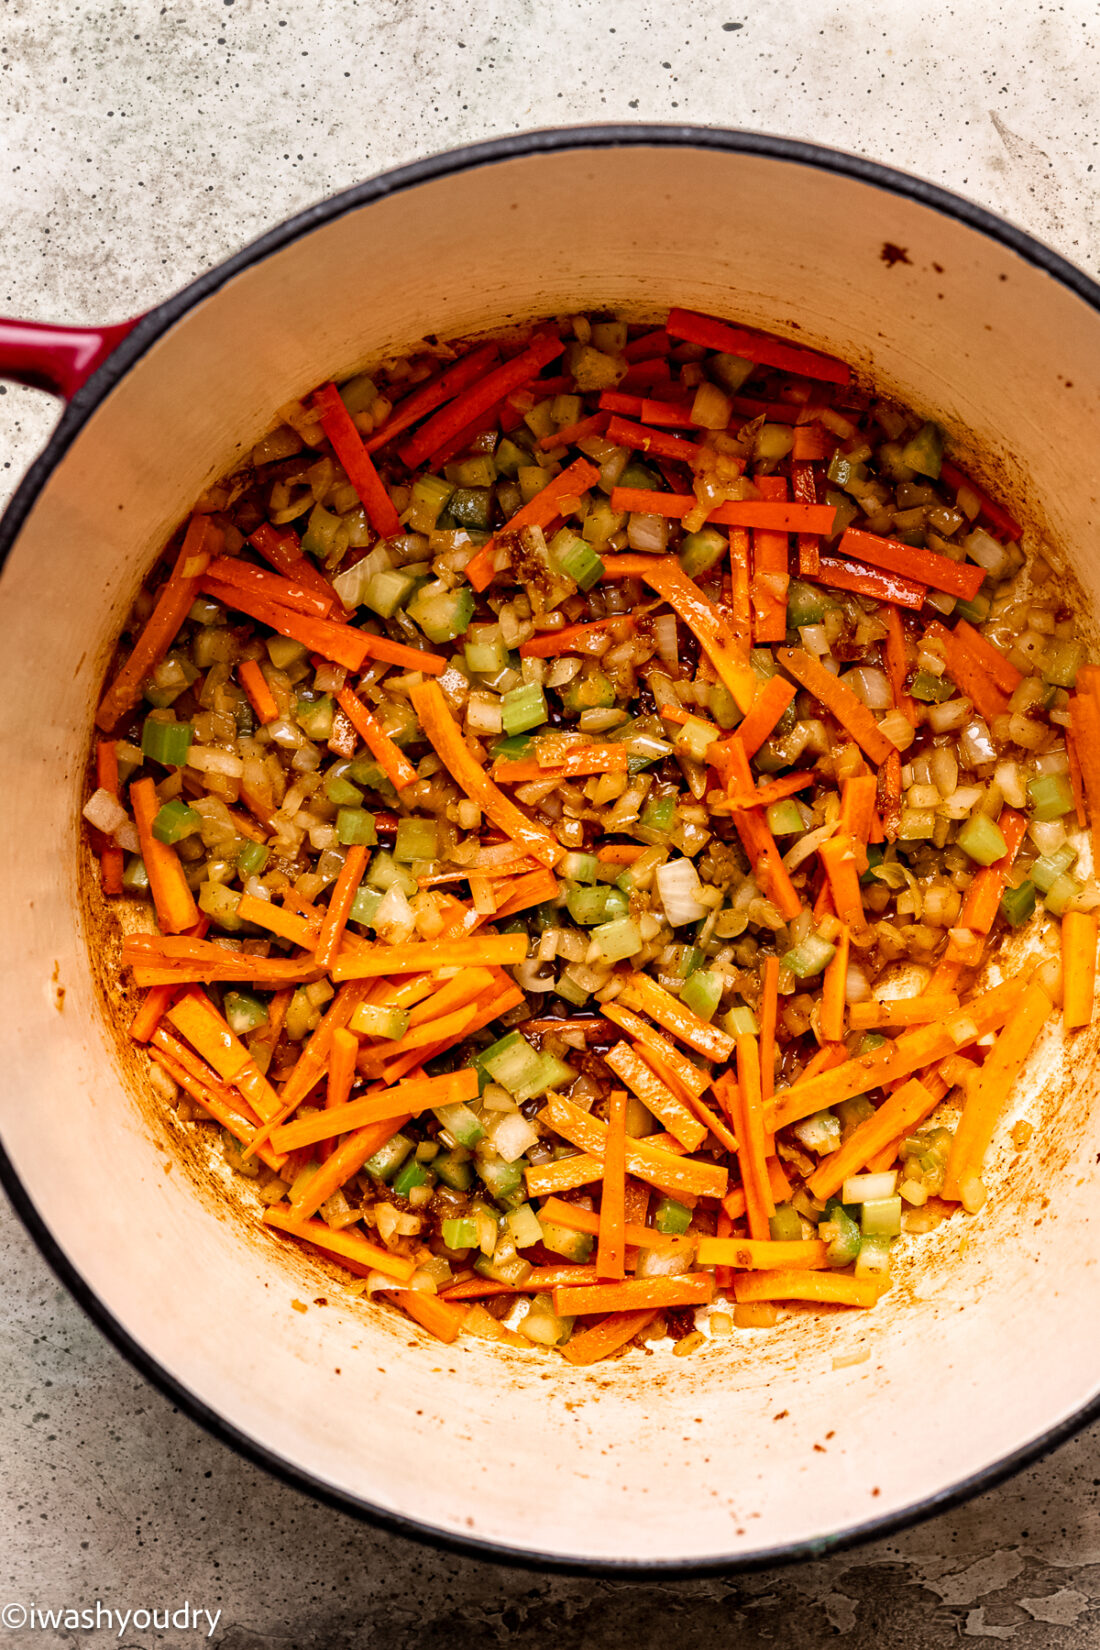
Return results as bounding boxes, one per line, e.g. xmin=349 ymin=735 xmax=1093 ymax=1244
xmin=83 ymin=307 xmax=1098 ymax=1364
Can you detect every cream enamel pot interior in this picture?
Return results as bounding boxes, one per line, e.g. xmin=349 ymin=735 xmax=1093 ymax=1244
xmin=2 ymin=128 xmax=1100 ymax=1573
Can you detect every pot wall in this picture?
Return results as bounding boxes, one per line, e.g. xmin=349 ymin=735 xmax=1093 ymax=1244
xmin=2 ymin=138 xmax=1099 ymax=1566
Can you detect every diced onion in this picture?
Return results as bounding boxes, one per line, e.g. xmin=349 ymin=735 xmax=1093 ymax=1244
xmin=842 ymin=666 xmax=892 ymax=710
xmin=486 ymin=1113 xmax=541 ymax=1163
xmin=655 ymin=858 xmax=709 ymax=926
xmin=652 ymin=612 xmax=679 ymax=667
xmin=878 ymin=709 xmax=916 ymax=751
xmin=959 ymin=717 xmax=996 ymax=769
xmin=626 ymin=513 xmax=669 ymax=553
xmin=83 ymin=788 xmax=128 ymax=835
xmin=963 ymin=527 xmax=1012 ymax=578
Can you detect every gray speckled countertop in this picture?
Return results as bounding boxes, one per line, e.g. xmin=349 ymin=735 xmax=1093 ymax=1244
xmin=4 ymin=1 xmax=1100 ymax=1642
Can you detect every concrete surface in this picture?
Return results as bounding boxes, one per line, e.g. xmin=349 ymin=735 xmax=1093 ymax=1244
xmin=3 ymin=0 xmax=1100 ymax=1641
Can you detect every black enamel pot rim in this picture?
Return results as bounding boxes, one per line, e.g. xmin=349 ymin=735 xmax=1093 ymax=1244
xmin=2 ymin=122 xmax=1099 ymax=1579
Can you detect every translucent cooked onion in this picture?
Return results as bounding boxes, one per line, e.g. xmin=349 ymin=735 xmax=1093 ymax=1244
xmin=842 ymin=666 xmax=892 ymax=710
xmin=926 ymin=698 xmax=973 ymax=733
xmin=655 ymin=858 xmax=709 ymax=926
xmin=959 ymin=717 xmax=997 ymax=768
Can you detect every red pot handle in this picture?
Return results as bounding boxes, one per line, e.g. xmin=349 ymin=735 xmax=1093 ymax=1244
xmin=0 ymin=315 xmax=142 ymax=400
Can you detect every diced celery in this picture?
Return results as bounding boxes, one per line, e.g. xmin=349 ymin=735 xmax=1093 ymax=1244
xmin=141 ymin=716 xmax=193 ymax=768
xmin=619 ymin=461 xmax=659 ymax=490
xmin=1040 ymin=638 xmax=1087 ymax=689
xmin=1032 ymin=841 xmax=1078 ymax=893
xmin=561 ymin=672 xmax=615 ymax=713
xmin=325 ymin=770 xmax=363 ymax=806
xmin=223 ymin=990 xmax=268 ymax=1035
xmin=237 ymin=840 xmax=269 ymax=877
xmin=561 ymin=851 xmax=599 ymax=884
xmin=590 ymin=915 xmax=642 ymax=963
xmin=793 ymin=1109 xmax=841 ymax=1155
xmin=679 ymin=969 xmax=723 ymax=1022
xmin=859 ymin=1032 xmax=887 ymax=1053
xmin=910 ymin=671 xmax=953 ymax=703
xmin=348 ymin=885 xmax=383 ymax=928
xmin=766 ymin=798 xmax=804 ymax=837
xmin=674 ymin=944 xmax=704 ymax=979
xmin=538 ymin=1220 xmax=594 ymax=1262
xmin=448 ymin=455 xmax=497 ymax=489
xmin=566 ymin=885 xmax=628 ymax=926
xmin=122 ymin=855 xmax=149 ymax=893
xmin=655 ymin=1197 xmax=692 ymax=1235
xmin=295 ymin=692 xmax=334 ymax=741
xmin=477 ymin=1031 xmax=544 ymax=1098
xmin=198 ymin=881 xmax=243 ymax=930
xmin=506 ymin=1202 xmax=544 ymax=1249
xmin=1027 ymin=772 xmax=1074 ymax=821
xmin=352 ymin=1001 xmax=409 ymax=1041
xmin=501 ymin=681 xmax=548 ymax=735
xmin=336 ymin=807 xmax=377 ymax=847
xmin=679 ymin=527 xmax=726 ymax=578
xmin=1044 ymin=872 xmax=1082 ymax=917
xmin=475 ymin=1155 xmax=527 ymax=1209
xmin=392 ymin=1158 xmax=429 ymax=1197
xmin=448 ymin=487 xmax=493 ymax=528
xmin=673 ymin=717 xmax=719 ymax=763
xmin=768 ymin=1204 xmax=803 ymax=1243
xmin=551 ymin=531 xmax=604 ymax=591
xmin=490 ymin=733 xmax=534 ymax=762
xmin=364 ymin=1132 xmax=414 ymax=1181
xmin=406 ymin=474 xmax=456 ymax=533
xmin=266 ymin=635 xmax=309 ymax=670
xmin=394 ymin=816 xmax=439 ymax=862
xmin=722 ymin=1003 xmax=758 ymax=1037
xmin=957 ymin=812 xmax=1008 ymax=865
xmin=441 ymin=1216 xmax=479 ymax=1250
xmin=854 ymin=1232 xmax=892 ymax=1279
xmin=861 ymin=1196 xmax=902 ymax=1237
xmin=822 ymin=1199 xmax=861 ymax=1267
xmin=363 ymin=568 xmax=417 ymax=619
xmin=786 ymin=580 xmax=829 ymax=627
xmin=708 ymin=683 xmax=743 ymax=729
xmin=433 ymin=1149 xmax=474 ymax=1192
xmin=781 ymin=932 xmax=836 ymax=978
xmin=365 ymin=850 xmax=417 ymax=896
xmin=1000 ymin=880 xmax=1037 ymax=927
xmin=494 ymin=438 xmax=528 ymax=478
xmin=640 ymin=794 xmax=677 ymax=834
xmin=152 ymin=798 xmax=202 ymax=844
xmin=407 ymin=581 xmax=475 ymax=643
xmin=464 ymin=623 xmax=509 ymax=675
xmin=955 ymin=591 xmax=991 ymax=624
xmin=433 ymin=1101 xmax=485 ymax=1149
xmin=899 ymin=421 xmax=943 ymax=479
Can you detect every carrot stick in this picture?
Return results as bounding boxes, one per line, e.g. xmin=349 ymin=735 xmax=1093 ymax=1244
xmin=696 ymin=1237 xmax=828 ymax=1270
xmin=466 ymin=455 xmax=601 ymax=591
xmin=758 ymin=954 xmax=780 ymax=1108
xmin=402 ymin=968 xmax=494 ymax=1030
xmin=96 ymin=515 xmax=222 ymax=730
xmin=943 ymin=807 xmax=1028 ymax=965
xmin=518 ymin=615 xmax=635 ymax=658
xmin=820 ymin=926 xmax=850 ymax=1044
xmin=94 ymin=738 xmax=125 ymax=895
xmin=595 ymin=1089 xmax=628 ymax=1281
xmin=736 ymin=1035 xmax=774 ymax=1241
xmin=750 ymin=476 xmax=791 ymax=643
xmin=488 ymin=868 xmax=559 ymax=922
xmin=335 ymin=685 xmax=418 ymax=790
xmin=312 ymin=381 xmax=402 ymax=537
xmin=537 ymin=411 xmax=609 ymax=451
xmin=596 ymin=843 xmax=647 ymax=865
xmin=377 ymin=980 xmax=524 ymax=1082
xmin=950 ymin=619 xmax=1022 ymax=694
xmin=792 ymin=426 xmax=831 ymax=463
xmin=545 ymin=1094 xmax=728 ymax=1201
xmin=235 ymin=894 xmax=319 ymax=948
xmin=379 ymin=1290 xmax=468 ymax=1344
xmin=939 ymin=457 xmax=1023 ymax=542
xmin=364 ymin=343 xmax=500 ymax=452
xmin=721 ymin=1155 xmax=792 ymax=1224
xmin=725 ymin=525 xmax=753 ymax=653
xmin=881 ymin=604 xmax=916 ymax=727
xmin=538 ymin=1196 xmax=675 ymax=1254
xmin=625 ymin=328 xmax=673 ymax=361
xmin=1062 ymin=911 xmax=1098 ymax=1031
xmin=1070 ymin=689 xmax=1100 ymax=863
xmin=331 ymin=933 xmax=526 ymax=980
xmin=409 ymin=679 xmax=562 ymax=867
xmin=604 ymin=1042 xmax=707 ymax=1152
xmin=791 ymin=457 xmax=823 ymax=575
xmin=149 ymin=1037 xmax=286 ymax=1174
xmin=599 ymin=390 xmax=694 ymax=427
xmin=838 ymin=527 xmax=985 ymax=600
xmin=640 ymin=1047 xmax=740 ymax=1154
xmin=442 ymin=1265 xmax=604 ymax=1301
xmin=849 ymin=995 xmax=961 ymax=1030
xmin=315 ymin=844 xmax=369 ymax=972
xmin=366 ymin=1003 xmax=480 ymax=1061
xmin=1066 ymin=727 xmax=1089 ymax=830
xmin=735 ymin=675 xmax=797 ymax=758
xmin=493 ymin=745 xmax=628 ymax=782
xmin=206 ymin=554 xmax=336 ymax=619
xmin=166 ymin=990 xmax=281 ymax=1123
xmin=560 ymin=1308 xmax=660 ymax=1365
xmin=601 ymin=1003 xmax=710 ymax=1096
xmin=263 ymin=1207 xmax=417 ymax=1285
xmin=924 ymin=619 xmax=1009 ymax=722
xmin=818 ymin=835 xmax=865 ymax=930
xmin=129 ymin=777 xmax=200 ymax=934
xmin=724 ymin=772 xmax=816 ymax=812
xmin=398 ymin=331 xmax=564 ymax=469
xmin=815 ymin=554 xmax=926 ymax=611
xmin=325 ymin=1026 xmax=359 ymax=1161
xmin=237 ymin=657 xmax=280 ymax=726
xmin=553 ymin=1273 xmax=715 ymax=1316
xmin=666 ymin=308 xmax=851 ymax=384
xmin=732 ymin=1271 xmax=886 ymax=1308
xmin=271 ymin=1067 xmax=478 ymax=1152
xmin=777 ymin=646 xmax=894 ymax=764
xmin=806 ymin=1075 xmax=941 ymax=1202
xmin=839 ymin=774 xmax=878 ymax=872
xmin=248 ymin=523 xmax=342 ymax=607
xmin=289 ymin=1118 xmax=408 ymax=1220
xmin=525 ymin=1154 xmax=604 ymax=1197
xmin=942 ymin=979 xmax=1053 ymax=1201
xmin=731 ymin=807 xmax=803 ymax=922
xmin=617 ymin=970 xmax=736 ymax=1063
xmin=202 ymin=577 xmax=443 ymax=676
xmin=605 ymin=415 xmax=701 ymax=465
xmin=770 ymin=975 xmax=1028 ymax=1131
xmin=123 ymin=945 xmax=323 ymax=989
xmin=608 ymin=490 xmax=837 ymax=533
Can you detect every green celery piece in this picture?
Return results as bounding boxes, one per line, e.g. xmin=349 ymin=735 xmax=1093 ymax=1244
xmin=223 ymin=990 xmax=269 ymax=1035
xmin=899 ymin=421 xmax=944 ymax=479
xmin=152 ymin=798 xmax=201 ymax=845
xmin=1027 ymin=772 xmax=1074 ymax=821
xmin=140 ymin=716 xmax=193 ymax=767
xmin=679 ymin=969 xmax=723 ymax=1022
xmin=237 ymin=840 xmax=269 ymax=878
xmin=957 ymin=812 xmax=1008 ymax=865
xmin=768 ymin=1204 xmax=802 ymax=1242
xmin=394 ymin=816 xmax=439 ymax=861
xmin=910 ymin=671 xmax=953 ymax=703
xmin=336 ymin=808 xmax=378 ymax=846
xmin=1000 ymin=880 xmax=1037 ymax=927
xmin=501 ymin=681 xmax=548 ymax=735
xmin=655 ymin=1197 xmax=692 ymax=1235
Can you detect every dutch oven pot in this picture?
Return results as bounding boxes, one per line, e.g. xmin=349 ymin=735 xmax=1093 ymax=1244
xmin=2 ymin=127 xmax=1099 ymax=1572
